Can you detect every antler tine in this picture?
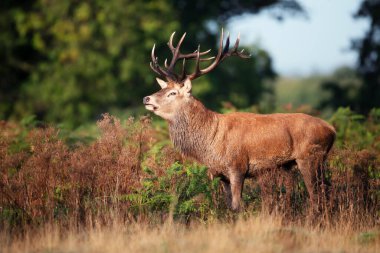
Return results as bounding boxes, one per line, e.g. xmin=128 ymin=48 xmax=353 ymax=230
xmin=194 ymin=45 xmax=202 ymax=76
xmin=196 ymin=49 xmax=213 ymax=58
xmin=219 ymin=28 xmax=225 ymax=56
xmin=167 ymin=32 xmax=213 ymax=71
xmin=150 ymin=44 xmax=163 ymax=75
xmin=150 ymin=44 xmax=156 ymax=63
xmin=167 ymin=32 xmax=187 ymax=70
xmin=150 ymin=44 xmax=176 ymax=80
xmin=226 ymin=33 xmax=250 ymax=59
xmin=191 ymin=48 xmax=215 ymax=62
xmin=180 ymin=58 xmax=187 ymax=80
xmin=199 ymin=55 xmax=216 ymax=61
xmin=228 ymin=32 xmax=240 ymax=54
xmin=223 ymin=32 xmax=230 ymax=55
xmin=179 ymin=53 xmax=214 ymax=81
xmin=168 ymin=32 xmax=212 ymax=58
xmin=167 ymin=32 xmax=176 ymax=51
xmin=238 ymin=48 xmax=251 ymax=58
xmin=187 ymin=29 xmax=251 ymax=80
xmin=150 ymin=60 xmax=171 ymax=78
xmin=150 ymin=62 xmax=161 ymax=76
xmin=187 ymin=28 xmax=225 ymax=80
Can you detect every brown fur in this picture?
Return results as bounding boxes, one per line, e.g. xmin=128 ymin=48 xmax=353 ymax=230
xmin=144 ymin=79 xmax=336 ymax=212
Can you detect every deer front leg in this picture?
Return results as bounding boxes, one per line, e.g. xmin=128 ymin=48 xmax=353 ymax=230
xmin=230 ymin=172 xmax=245 ymax=211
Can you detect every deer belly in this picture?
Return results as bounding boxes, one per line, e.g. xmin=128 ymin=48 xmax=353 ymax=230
xmin=247 ymin=154 xmax=292 ymax=175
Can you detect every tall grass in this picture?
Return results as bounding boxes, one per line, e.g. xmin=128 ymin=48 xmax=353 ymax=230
xmin=1 ymin=215 xmax=379 ymax=253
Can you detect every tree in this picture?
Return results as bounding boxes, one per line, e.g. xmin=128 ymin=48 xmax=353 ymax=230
xmin=0 ymin=0 xmax=303 ymax=126
xmin=352 ymin=0 xmax=380 ymax=113
xmin=4 ymin=0 xmax=181 ymax=126
xmin=0 ymin=1 xmax=36 ymax=121
xmin=320 ymin=66 xmax=362 ymax=112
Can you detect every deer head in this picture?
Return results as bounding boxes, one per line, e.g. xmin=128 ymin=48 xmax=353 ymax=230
xmin=143 ymin=30 xmax=250 ymax=120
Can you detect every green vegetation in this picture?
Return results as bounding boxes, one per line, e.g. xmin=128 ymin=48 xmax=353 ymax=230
xmin=0 ymin=0 xmax=304 ymax=127
xmin=0 ymin=108 xmax=379 ymax=230
xmin=274 ymin=67 xmax=364 ymax=117
xmin=274 ymin=75 xmax=327 ymax=111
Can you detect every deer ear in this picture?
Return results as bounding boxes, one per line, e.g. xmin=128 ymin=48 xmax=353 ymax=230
xmin=156 ymin=78 xmax=168 ymax=89
xmin=182 ymin=79 xmax=192 ymax=95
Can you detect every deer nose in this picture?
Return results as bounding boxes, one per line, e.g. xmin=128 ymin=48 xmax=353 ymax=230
xmin=143 ymin=96 xmax=150 ymax=104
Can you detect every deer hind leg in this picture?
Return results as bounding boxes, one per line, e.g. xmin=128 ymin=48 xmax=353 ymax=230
xmin=280 ymin=164 xmax=296 ymax=216
xmin=230 ymin=172 xmax=245 ymax=212
xmin=296 ymin=155 xmax=324 ymax=216
xmin=258 ymin=169 xmax=276 ymax=214
xmin=221 ymin=179 xmax=232 ymax=209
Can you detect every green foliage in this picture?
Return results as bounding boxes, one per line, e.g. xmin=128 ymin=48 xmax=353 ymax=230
xmin=274 ymin=75 xmax=328 ymax=110
xmin=0 ymin=0 xmax=303 ymax=126
xmin=369 ymin=108 xmax=380 ymax=124
xmin=7 ymin=0 xmax=180 ymax=127
xmin=7 ymin=115 xmax=40 ymax=154
xmin=329 ymin=107 xmax=379 ymax=149
xmin=125 ymin=162 xmax=220 ymax=220
xmin=320 ymin=67 xmax=363 ymax=112
xmin=202 ymin=46 xmax=276 ymax=110
xmin=274 ymin=67 xmax=366 ymax=117
xmin=358 ymin=231 xmax=380 ymax=245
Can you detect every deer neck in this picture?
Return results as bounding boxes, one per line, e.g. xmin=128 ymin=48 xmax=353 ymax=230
xmin=168 ymin=98 xmax=218 ymax=160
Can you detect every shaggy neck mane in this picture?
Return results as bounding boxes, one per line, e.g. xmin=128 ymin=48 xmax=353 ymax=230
xmin=168 ymin=98 xmax=218 ymax=161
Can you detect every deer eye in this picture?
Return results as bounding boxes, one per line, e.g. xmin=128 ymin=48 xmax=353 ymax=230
xmin=167 ymin=91 xmax=177 ymax=97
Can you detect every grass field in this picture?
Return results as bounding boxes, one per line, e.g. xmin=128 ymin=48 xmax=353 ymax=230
xmin=2 ymin=215 xmax=379 ymax=253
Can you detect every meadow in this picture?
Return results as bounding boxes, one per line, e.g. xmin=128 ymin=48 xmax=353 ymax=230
xmin=1 ymin=107 xmax=379 ymax=252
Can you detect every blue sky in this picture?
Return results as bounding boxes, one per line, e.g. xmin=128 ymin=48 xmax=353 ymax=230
xmin=228 ymin=0 xmax=368 ymax=76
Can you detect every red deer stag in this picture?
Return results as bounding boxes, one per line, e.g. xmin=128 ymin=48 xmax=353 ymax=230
xmin=143 ymin=30 xmax=336 ymax=213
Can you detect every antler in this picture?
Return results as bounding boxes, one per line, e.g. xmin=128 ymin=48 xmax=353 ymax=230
xmin=165 ymin=33 xmax=213 ymax=71
xmin=150 ymin=29 xmax=250 ymax=83
xmin=150 ymin=32 xmax=213 ymax=81
xmin=187 ymin=29 xmax=250 ymax=80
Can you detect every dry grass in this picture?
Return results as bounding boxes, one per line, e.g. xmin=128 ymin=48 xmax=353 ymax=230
xmin=1 ymin=215 xmax=379 ymax=253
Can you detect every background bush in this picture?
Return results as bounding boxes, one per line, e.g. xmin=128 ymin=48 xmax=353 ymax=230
xmin=1 ymin=108 xmax=379 ymax=230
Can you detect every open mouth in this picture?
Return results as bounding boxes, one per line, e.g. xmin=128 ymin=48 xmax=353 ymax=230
xmin=144 ymin=104 xmax=158 ymax=111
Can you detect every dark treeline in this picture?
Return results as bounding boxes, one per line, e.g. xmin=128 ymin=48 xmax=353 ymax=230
xmin=321 ymin=0 xmax=380 ymax=114
xmin=0 ymin=0 xmax=378 ymax=127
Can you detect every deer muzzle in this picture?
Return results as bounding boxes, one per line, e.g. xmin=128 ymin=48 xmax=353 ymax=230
xmin=143 ymin=96 xmax=158 ymax=111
